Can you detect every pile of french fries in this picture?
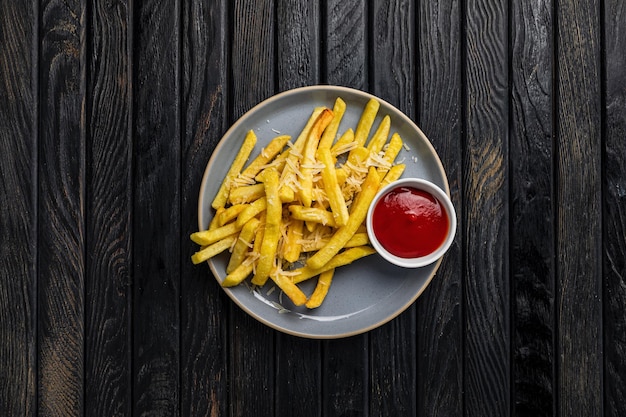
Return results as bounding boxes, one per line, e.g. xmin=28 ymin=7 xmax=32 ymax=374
xmin=191 ymin=97 xmax=406 ymax=309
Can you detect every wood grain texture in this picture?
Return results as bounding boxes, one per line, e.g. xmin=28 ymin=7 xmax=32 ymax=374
xmin=276 ymin=0 xmax=320 ymax=91
xmin=274 ymin=3 xmax=323 ymax=416
xmin=323 ymin=0 xmax=367 ymax=89
xmin=0 ymin=0 xmax=37 ymax=415
xmin=416 ymin=0 xmax=464 ymax=416
xmin=463 ymin=0 xmax=510 ymax=415
xmin=231 ymin=0 xmax=275 ymax=119
xmin=370 ymin=0 xmax=415 ymax=117
xmin=555 ymin=0 xmax=603 ymax=415
xmin=84 ymin=1 xmax=132 ymax=416
xmin=37 ymin=0 xmax=86 ymax=415
xmin=509 ymin=0 xmax=555 ymax=415
xmin=132 ymin=0 xmax=181 ymax=414
xmin=228 ymin=2 xmax=276 ymax=416
xmin=180 ymin=0 xmax=229 ymax=416
xmin=368 ymin=1 xmax=417 ymax=415
xmin=322 ymin=338 xmax=368 ymax=417
xmin=603 ymin=2 xmax=626 ymax=416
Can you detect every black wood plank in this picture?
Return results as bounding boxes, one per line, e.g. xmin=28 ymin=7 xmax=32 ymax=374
xmin=368 ymin=1 xmax=417 ymax=416
xmin=415 ymin=0 xmax=464 ymax=416
xmin=132 ymin=0 xmax=181 ymax=414
xmin=321 ymin=1 xmax=369 ymax=416
xmin=603 ymin=2 xmax=626 ymax=416
xmin=555 ymin=0 xmax=603 ymax=415
xmin=323 ymin=0 xmax=367 ymax=90
xmin=509 ymin=1 xmax=555 ymax=416
xmin=276 ymin=0 xmax=320 ymax=92
xmin=84 ymin=1 xmax=132 ymax=416
xmin=37 ymin=0 xmax=86 ymax=415
xmin=180 ymin=0 xmax=229 ymax=416
xmin=0 ymin=0 xmax=37 ymax=415
xmin=463 ymin=0 xmax=510 ymax=415
xmin=274 ymin=2 xmax=323 ymax=417
xmin=231 ymin=0 xmax=275 ymax=120
xmin=228 ymin=2 xmax=276 ymax=416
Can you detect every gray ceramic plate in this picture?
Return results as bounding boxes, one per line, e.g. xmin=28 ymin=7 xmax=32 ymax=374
xmin=198 ymin=85 xmax=449 ymax=338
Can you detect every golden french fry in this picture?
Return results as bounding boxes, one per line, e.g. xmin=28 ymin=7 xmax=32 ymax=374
xmin=377 ymin=133 xmax=403 ymax=176
xmin=239 ymin=135 xmax=290 ymax=181
xmin=300 ymin=232 xmax=369 ymax=253
xmin=352 ymin=98 xmax=380 ymax=148
xmin=222 ymin=262 xmax=254 ymax=287
xmin=270 ymin=272 xmax=308 ymax=306
xmin=331 ymin=128 xmax=355 ymax=157
xmin=317 ymin=147 xmax=349 ymax=227
xmin=212 ymin=130 xmax=257 ymax=209
xmin=366 ymin=115 xmax=391 ymax=154
xmin=293 ymin=246 xmax=376 ymax=284
xmin=282 ymin=218 xmax=304 ymax=263
xmin=305 ymin=269 xmax=335 ymax=308
xmin=226 ymin=217 xmax=260 ymax=274
xmin=228 ymin=183 xmax=265 ymax=204
xmin=299 ymin=108 xmax=334 ymax=207
xmin=288 ymin=205 xmax=336 ymax=227
xmin=235 ymin=197 xmax=266 ymax=228
xmin=380 ymin=163 xmax=406 ymax=188
xmin=251 ymin=168 xmax=281 ymax=286
xmin=216 ymin=204 xmax=247 ymax=226
xmin=306 ymin=168 xmax=380 ymax=270
xmin=191 ymin=222 xmax=242 ymax=246
xmin=319 ymin=97 xmax=346 ymax=149
xmin=191 ymin=235 xmax=237 ymax=265
xmin=209 ymin=207 xmax=225 ymax=230
xmin=279 ymin=107 xmax=326 ymax=202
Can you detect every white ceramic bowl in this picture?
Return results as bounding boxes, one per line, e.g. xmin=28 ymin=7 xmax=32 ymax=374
xmin=366 ymin=178 xmax=456 ymax=268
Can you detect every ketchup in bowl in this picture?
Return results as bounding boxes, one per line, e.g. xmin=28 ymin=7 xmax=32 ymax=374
xmin=372 ymin=186 xmax=449 ymax=258
xmin=366 ymin=178 xmax=456 ymax=268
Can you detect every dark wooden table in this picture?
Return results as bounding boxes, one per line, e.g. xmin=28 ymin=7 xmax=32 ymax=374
xmin=2 ymin=0 xmax=625 ymax=416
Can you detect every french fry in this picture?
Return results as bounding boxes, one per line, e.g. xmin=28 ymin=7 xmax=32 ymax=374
xmin=216 ymin=204 xmax=247 ymax=226
xmin=191 ymin=235 xmax=238 ymax=265
xmin=377 ymin=133 xmax=403 ymax=176
xmin=293 ymin=246 xmax=376 ymax=284
xmin=235 ymin=197 xmax=266 ymax=228
xmin=212 ymin=130 xmax=257 ymax=209
xmin=239 ymin=134 xmax=291 ymax=181
xmin=270 ymin=271 xmax=308 ymax=306
xmin=300 ymin=232 xmax=369 ymax=252
xmin=282 ymin=218 xmax=304 ymax=263
xmin=319 ymin=97 xmax=346 ymax=149
xmin=305 ymin=269 xmax=335 ymax=309
xmin=366 ymin=115 xmax=391 ymax=154
xmin=288 ymin=205 xmax=336 ymax=227
xmin=279 ymin=107 xmax=326 ymax=202
xmin=226 ymin=217 xmax=260 ymax=274
xmin=306 ymin=168 xmax=380 ymax=270
xmin=228 ymin=183 xmax=265 ymax=204
xmin=317 ymin=147 xmax=349 ymax=226
xmin=331 ymin=128 xmax=356 ymax=157
xmin=380 ymin=163 xmax=406 ymax=188
xmin=251 ymin=168 xmax=281 ymax=286
xmin=299 ymin=108 xmax=334 ymax=207
xmin=352 ymin=98 xmax=380 ymax=149
xmin=222 ymin=262 xmax=253 ymax=287
xmin=191 ymin=222 xmax=242 ymax=246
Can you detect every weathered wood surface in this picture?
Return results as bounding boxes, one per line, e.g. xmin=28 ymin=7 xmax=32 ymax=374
xmin=1 ymin=0 xmax=624 ymax=416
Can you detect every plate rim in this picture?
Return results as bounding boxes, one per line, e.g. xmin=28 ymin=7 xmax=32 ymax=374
xmin=197 ymin=85 xmax=449 ymax=339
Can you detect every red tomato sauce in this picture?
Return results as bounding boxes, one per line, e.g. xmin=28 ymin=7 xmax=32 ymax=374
xmin=372 ymin=186 xmax=449 ymax=258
